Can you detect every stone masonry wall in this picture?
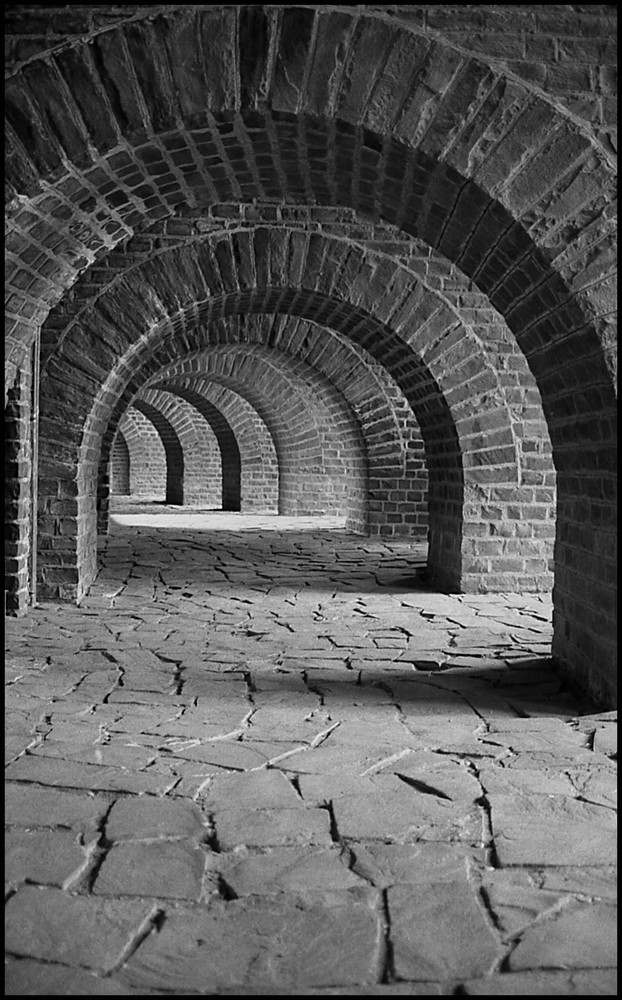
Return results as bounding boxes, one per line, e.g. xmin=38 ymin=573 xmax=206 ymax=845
xmin=5 ymin=362 xmax=34 ymax=614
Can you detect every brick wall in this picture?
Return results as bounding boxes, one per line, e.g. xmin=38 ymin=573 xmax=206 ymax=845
xmin=110 ymin=430 xmax=130 ymax=495
xmin=118 ymin=407 xmax=168 ymax=501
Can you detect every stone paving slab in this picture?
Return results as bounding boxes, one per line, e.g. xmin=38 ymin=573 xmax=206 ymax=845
xmin=4 ymin=958 xmax=157 ymax=996
xmin=464 ymin=969 xmax=617 ymax=994
xmin=5 ymin=829 xmax=88 ymax=888
xmin=118 ymin=889 xmax=381 ymax=993
xmin=388 ymin=881 xmax=499 ymax=980
xmin=4 ymin=755 xmax=178 ymax=796
xmin=5 ymin=886 xmax=154 ymax=971
xmin=531 ymin=866 xmax=618 ymax=901
xmin=105 ymin=795 xmax=208 ymax=841
xmin=490 ymin=793 xmax=617 ymax=866
xmin=4 ymin=511 xmax=617 ymax=994
xmin=508 ymin=900 xmax=618 ymax=971
xmin=212 ymin=845 xmax=362 ymax=895
xmin=350 ymin=842 xmax=471 ymax=887
xmin=93 ymin=840 xmax=211 ymax=900
xmin=330 ymin=789 xmax=480 ymax=843
xmin=5 ymin=783 xmax=110 ymax=830
xmin=214 ymin=805 xmax=333 ymax=849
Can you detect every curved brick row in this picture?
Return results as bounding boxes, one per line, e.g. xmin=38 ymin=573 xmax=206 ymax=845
xmin=149 ymin=314 xmax=431 ymax=536
xmin=38 ymin=228 xmax=554 ymax=593
xmin=5 ymin=4 xmax=615 ymax=159
xmin=154 ymin=378 xmax=280 ymax=515
xmin=5 ymin=9 xmax=615 ymax=380
xmin=138 ymin=388 xmax=224 ymax=509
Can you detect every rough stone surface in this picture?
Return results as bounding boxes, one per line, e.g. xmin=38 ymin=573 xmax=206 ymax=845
xmin=5 ymin=829 xmax=87 ymax=888
xmin=5 ymin=886 xmax=153 ymax=971
xmin=119 ymin=891 xmax=381 ymax=992
xmin=388 ymin=881 xmax=500 ymax=980
xmin=93 ymin=840 xmax=209 ymax=900
xmin=3 ymin=510 xmax=617 ymax=993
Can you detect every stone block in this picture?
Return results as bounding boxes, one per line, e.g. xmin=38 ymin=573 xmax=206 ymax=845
xmin=388 ymin=881 xmax=500 ymax=980
xmin=215 ymin=845 xmax=362 ymax=896
xmin=5 ymin=828 xmax=87 ymax=887
xmin=5 ymin=886 xmax=152 ymax=970
xmin=331 ymin=787 xmax=479 ymax=843
xmin=105 ymin=795 xmax=207 ymax=842
xmin=93 ymin=840 xmax=208 ymax=900
xmin=491 ymin=793 xmax=617 ymax=866
xmin=509 ymin=901 xmax=617 ymax=972
xmin=119 ymin=889 xmax=379 ymax=992
xmin=5 ymin=783 xmax=108 ymax=831
xmin=464 ymin=969 xmax=618 ymax=995
xmin=214 ymin=806 xmax=332 ymax=850
xmin=201 ymin=768 xmax=302 ymax=810
xmin=4 ymin=958 xmax=152 ymax=997
xmin=4 ymin=755 xmax=178 ymax=795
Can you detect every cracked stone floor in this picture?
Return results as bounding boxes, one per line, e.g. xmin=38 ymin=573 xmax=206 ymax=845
xmin=5 ymin=502 xmax=617 ymax=996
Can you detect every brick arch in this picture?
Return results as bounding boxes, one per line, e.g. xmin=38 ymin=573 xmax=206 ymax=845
xmin=131 ymin=399 xmax=184 ymax=505
xmin=147 ymin=385 xmax=241 ymax=512
xmin=4 ymin=5 xmax=615 ymax=156
xmin=137 ymin=388 xmax=223 ymax=509
xmin=152 ymin=315 xmax=430 ymax=539
xmin=100 ymin=343 xmax=370 ymax=536
xmin=5 ymin=7 xmax=616 ymax=702
xmin=6 ymin=11 xmax=615 ymax=374
xmin=154 ymin=378 xmax=279 ymax=515
xmin=38 ymin=229 xmax=553 ymax=586
xmin=36 ymin=210 xmax=553 ymax=551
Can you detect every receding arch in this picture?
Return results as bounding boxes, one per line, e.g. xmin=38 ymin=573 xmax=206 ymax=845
xmin=149 ymin=385 xmax=242 ymax=512
xmin=153 ymin=378 xmax=278 ymax=515
xmin=5 ymin=7 xmax=615 ymax=705
xmin=132 ymin=399 xmax=184 ymax=506
xmin=37 ymin=229 xmax=556 ymax=602
xmin=149 ymin=315 xmax=430 ymax=539
xmin=100 ymin=341 xmax=371 ymax=536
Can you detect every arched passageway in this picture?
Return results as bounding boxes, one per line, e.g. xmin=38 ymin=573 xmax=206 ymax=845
xmin=5 ymin=4 xmax=616 ymax=705
xmin=4 ymin=8 xmax=617 ymax=995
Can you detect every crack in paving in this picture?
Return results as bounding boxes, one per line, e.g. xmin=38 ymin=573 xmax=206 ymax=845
xmin=375 ymin=888 xmax=395 ymax=985
xmin=104 ymin=905 xmax=166 ymax=976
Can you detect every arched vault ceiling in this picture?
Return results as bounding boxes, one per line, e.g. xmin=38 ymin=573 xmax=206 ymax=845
xmin=148 ymin=317 xmax=425 ymax=463
xmin=5 ymin=5 xmax=615 ymax=155
xmin=5 ymin=6 xmax=616 ymax=382
xmin=37 ymin=224 xmax=555 ymax=473
xmin=39 ymin=212 xmax=536 ymax=374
